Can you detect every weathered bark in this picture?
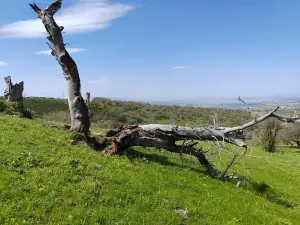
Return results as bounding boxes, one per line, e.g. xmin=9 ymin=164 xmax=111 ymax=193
xmin=101 ymin=123 xmax=248 ymax=176
xmin=4 ymin=76 xmax=24 ymax=102
xmin=30 ymin=0 xmax=90 ymax=134
xmin=102 ymin=124 xmax=218 ymax=176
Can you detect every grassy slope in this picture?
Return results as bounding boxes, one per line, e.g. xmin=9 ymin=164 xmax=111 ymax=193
xmin=0 ymin=115 xmax=300 ymax=225
xmin=23 ymin=98 xmax=68 ymax=117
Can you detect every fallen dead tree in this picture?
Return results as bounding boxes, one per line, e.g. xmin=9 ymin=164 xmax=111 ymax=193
xmin=88 ymin=106 xmax=299 ymax=178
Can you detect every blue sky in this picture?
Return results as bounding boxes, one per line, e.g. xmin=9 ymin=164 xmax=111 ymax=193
xmin=0 ymin=0 xmax=300 ymax=101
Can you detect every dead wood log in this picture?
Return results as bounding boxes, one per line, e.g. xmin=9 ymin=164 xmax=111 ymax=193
xmin=102 ymin=125 xmax=218 ymax=176
xmin=30 ymin=0 xmax=90 ymax=134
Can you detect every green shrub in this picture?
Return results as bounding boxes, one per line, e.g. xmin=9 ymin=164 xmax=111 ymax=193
xmin=0 ymin=100 xmax=34 ymax=119
xmin=0 ymin=100 xmax=20 ymax=115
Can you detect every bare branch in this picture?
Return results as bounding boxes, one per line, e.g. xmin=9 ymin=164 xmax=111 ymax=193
xmin=270 ymin=113 xmax=300 ymax=123
xmin=221 ymin=148 xmax=241 ymax=177
xmin=44 ymin=0 xmax=62 ymax=16
xmin=224 ymin=106 xmax=280 ymax=133
xmin=238 ymin=96 xmax=251 ymax=112
xmin=28 ymin=3 xmax=42 ymax=16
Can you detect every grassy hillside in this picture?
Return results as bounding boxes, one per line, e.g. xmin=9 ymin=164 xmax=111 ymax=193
xmin=23 ymin=97 xmax=68 ymax=117
xmin=0 ymin=114 xmax=300 ymax=224
xmin=23 ymin=97 xmax=252 ymax=128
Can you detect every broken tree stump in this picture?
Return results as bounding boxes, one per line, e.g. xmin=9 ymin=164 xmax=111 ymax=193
xmin=4 ymin=76 xmax=24 ymax=102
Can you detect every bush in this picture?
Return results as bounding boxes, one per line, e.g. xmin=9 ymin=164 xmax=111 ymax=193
xmin=0 ymin=100 xmax=34 ymax=119
xmin=0 ymin=100 xmax=22 ymax=115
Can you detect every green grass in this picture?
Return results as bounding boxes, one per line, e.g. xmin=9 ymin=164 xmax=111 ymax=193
xmin=0 ymin=114 xmax=300 ymax=224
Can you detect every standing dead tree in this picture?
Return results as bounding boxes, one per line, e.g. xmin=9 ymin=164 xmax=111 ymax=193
xmin=30 ymin=0 xmax=90 ymax=135
xmin=3 ymin=76 xmax=33 ymax=119
xmin=4 ymin=76 xmax=24 ymax=103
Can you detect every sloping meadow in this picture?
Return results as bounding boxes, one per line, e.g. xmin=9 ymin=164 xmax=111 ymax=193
xmin=0 ymin=114 xmax=299 ymax=224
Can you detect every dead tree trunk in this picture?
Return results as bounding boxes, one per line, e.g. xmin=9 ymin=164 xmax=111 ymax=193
xmin=4 ymin=76 xmax=24 ymax=102
xmin=30 ymin=0 xmax=90 ymax=135
xmin=102 ymin=124 xmax=219 ymax=176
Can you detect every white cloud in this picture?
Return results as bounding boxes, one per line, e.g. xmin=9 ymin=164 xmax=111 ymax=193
xmin=88 ymin=77 xmax=109 ymax=84
xmin=171 ymin=66 xmax=190 ymax=70
xmin=35 ymin=48 xmax=87 ymax=55
xmin=0 ymin=0 xmax=135 ymax=38
xmin=0 ymin=61 xmax=8 ymax=66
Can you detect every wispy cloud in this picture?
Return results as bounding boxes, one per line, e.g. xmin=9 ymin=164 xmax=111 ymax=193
xmin=0 ymin=0 xmax=135 ymax=38
xmin=0 ymin=60 xmax=8 ymax=66
xmin=171 ymin=66 xmax=190 ymax=70
xmin=88 ymin=77 xmax=109 ymax=84
xmin=35 ymin=48 xmax=87 ymax=55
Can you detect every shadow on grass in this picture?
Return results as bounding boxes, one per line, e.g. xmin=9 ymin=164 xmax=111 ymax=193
xmin=122 ymin=147 xmax=207 ymax=175
xmin=245 ymin=180 xmax=295 ymax=209
xmin=122 ymin=147 xmax=295 ymax=209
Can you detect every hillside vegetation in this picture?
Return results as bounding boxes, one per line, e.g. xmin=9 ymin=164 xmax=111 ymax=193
xmin=23 ymin=97 xmax=252 ymax=128
xmin=0 ymin=114 xmax=300 ymax=224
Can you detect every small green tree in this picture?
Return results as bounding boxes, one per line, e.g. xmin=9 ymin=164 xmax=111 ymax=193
xmin=260 ymin=118 xmax=282 ymax=153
